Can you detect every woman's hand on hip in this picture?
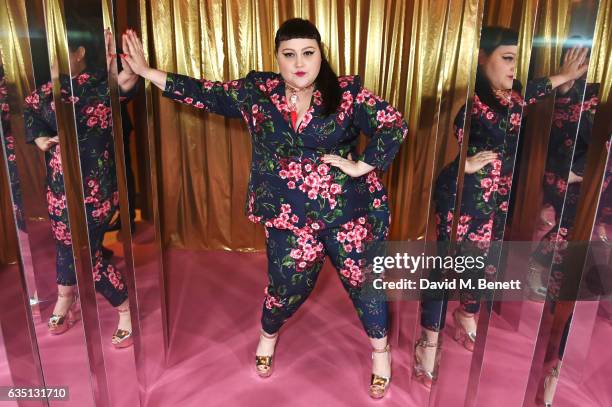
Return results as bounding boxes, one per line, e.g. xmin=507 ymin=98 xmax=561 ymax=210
xmin=34 ymin=136 xmax=59 ymax=152
xmin=568 ymin=170 xmax=583 ymax=184
xmin=464 ymin=151 xmax=498 ymax=174
xmin=321 ymin=154 xmax=375 ymax=178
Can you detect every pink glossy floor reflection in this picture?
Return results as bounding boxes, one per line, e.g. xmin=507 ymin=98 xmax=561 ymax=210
xmin=146 ymin=250 xmax=612 ymax=407
xmin=0 ymin=329 xmax=17 ymax=407
xmin=149 ymin=250 xmax=414 ymax=407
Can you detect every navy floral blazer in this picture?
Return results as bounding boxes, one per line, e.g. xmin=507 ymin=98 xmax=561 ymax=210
xmin=24 ymin=69 xmax=136 ymax=242
xmin=162 ymin=72 xmax=408 ymax=230
xmin=1 ymin=65 xmax=25 ymax=229
xmin=434 ymin=78 xmax=552 ymax=242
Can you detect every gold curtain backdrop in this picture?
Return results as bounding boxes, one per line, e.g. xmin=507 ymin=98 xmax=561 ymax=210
xmin=0 ymin=0 xmax=48 ymax=220
xmin=0 ymin=0 xmax=610 ymax=253
xmin=147 ymin=0 xmax=485 ymax=250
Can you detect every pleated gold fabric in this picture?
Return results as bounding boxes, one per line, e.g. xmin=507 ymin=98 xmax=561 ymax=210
xmin=0 ymin=0 xmax=47 ymax=220
xmin=2 ymin=1 xmax=609 ymax=253
xmin=590 ymin=0 xmax=611 ymax=102
xmin=146 ymin=0 xmax=485 ymax=250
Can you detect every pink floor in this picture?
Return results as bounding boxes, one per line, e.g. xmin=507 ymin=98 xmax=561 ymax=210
xmin=2 ymin=245 xmax=612 ymax=406
xmin=148 ymin=249 xmax=612 ymax=406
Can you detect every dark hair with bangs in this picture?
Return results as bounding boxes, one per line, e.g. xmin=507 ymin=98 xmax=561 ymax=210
xmin=65 ymin=9 xmax=106 ymax=70
xmin=475 ymin=26 xmax=519 ymax=113
xmin=275 ymin=18 xmax=341 ymax=116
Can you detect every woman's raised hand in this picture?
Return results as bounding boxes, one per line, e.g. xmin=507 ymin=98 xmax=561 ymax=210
xmin=121 ymin=29 xmax=149 ymax=76
xmin=121 ymin=30 xmax=168 ymax=90
xmin=464 ymin=151 xmax=498 ymax=174
xmin=558 ymin=47 xmax=589 ymax=83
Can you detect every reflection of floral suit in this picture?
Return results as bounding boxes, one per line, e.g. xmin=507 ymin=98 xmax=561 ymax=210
xmin=163 ymin=72 xmax=408 ymax=338
xmin=421 ymin=79 xmax=553 ymax=331
xmin=24 ymin=69 xmax=130 ymax=307
xmin=0 ymin=66 xmax=25 ymax=229
xmin=532 ymin=82 xmax=599 ymax=301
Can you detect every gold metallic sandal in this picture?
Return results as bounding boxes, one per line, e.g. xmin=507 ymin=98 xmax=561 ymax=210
xmin=369 ymin=344 xmax=391 ymax=399
xmin=543 ymin=364 xmax=560 ymax=407
xmin=48 ymin=291 xmax=79 ymax=335
xmin=255 ymin=330 xmax=278 ymax=378
xmin=453 ymin=308 xmax=477 ymax=352
xmin=112 ymin=305 xmax=133 ymax=349
xmin=413 ymin=334 xmax=440 ymax=389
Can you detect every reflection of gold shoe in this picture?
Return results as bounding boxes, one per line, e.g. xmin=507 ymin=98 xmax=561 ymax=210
xmin=597 ymin=225 xmax=612 ymax=246
xmin=48 ymin=292 xmax=79 ymax=335
xmin=413 ymin=334 xmax=439 ymax=389
xmin=543 ymin=364 xmax=560 ymax=406
xmin=112 ymin=305 xmax=133 ymax=349
xmin=453 ymin=308 xmax=476 ymax=352
xmin=255 ymin=330 xmax=278 ymax=378
xmin=527 ymin=260 xmax=548 ymax=302
xmin=369 ymin=344 xmax=391 ymax=399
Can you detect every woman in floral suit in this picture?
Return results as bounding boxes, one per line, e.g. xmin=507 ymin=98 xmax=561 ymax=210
xmin=414 ymin=26 xmax=589 ymax=388
xmin=121 ymin=19 xmax=407 ymax=398
xmin=24 ymin=25 xmax=139 ymax=347
xmin=529 ymin=78 xmax=599 ymax=299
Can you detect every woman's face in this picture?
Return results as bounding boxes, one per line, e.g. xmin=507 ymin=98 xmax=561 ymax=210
xmin=479 ymin=45 xmax=517 ymax=90
xmin=276 ymin=38 xmax=321 ymax=89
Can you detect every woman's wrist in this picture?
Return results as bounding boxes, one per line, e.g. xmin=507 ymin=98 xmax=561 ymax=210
xmin=549 ymin=73 xmax=570 ymax=90
xmin=140 ymin=68 xmax=168 ymax=90
xmin=355 ymin=160 xmax=376 ymax=177
xmin=140 ymin=67 xmax=155 ymax=80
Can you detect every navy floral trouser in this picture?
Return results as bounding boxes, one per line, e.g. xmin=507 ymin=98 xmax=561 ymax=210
xmin=55 ymin=221 xmax=128 ymax=307
xmin=261 ymin=213 xmax=390 ymax=339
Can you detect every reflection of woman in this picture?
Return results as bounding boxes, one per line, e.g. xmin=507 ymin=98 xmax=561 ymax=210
xmin=0 ymin=62 xmax=25 ymax=230
xmin=121 ymin=19 xmax=407 ymax=398
xmin=528 ymin=44 xmax=601 ymax=405
xmin=540 ymin=148 xmax=610 ymax=407
xmin=23 ymin=25 xmax=139 ymax=348
xmin=529 ymin=72 xmax=599 ymax=299
xmin=414 ymin=26 xmax=588 ymax=388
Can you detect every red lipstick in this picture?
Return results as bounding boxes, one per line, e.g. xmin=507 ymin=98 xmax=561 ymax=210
xmin=295 ymin=71 xmax=306 ymax=77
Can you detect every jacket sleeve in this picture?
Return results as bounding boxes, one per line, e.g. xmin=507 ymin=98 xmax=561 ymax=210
xmin=351 ymin=76 xmax=409 ymax=172
xmin=161 ymin=71 xmax=248 ymax=118
xmin=524 ymin=78 xmax=553 ymax=105
xmin=23 ymin=84 xmax=56 ymax=143
xmin=571 ymin=83 xmax=600 ymax=176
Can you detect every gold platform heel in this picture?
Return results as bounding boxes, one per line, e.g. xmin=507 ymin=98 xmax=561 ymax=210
xmin=527 ymin=260 xmax=548 ymax=302
xmin=543 ymin=364 xmax=560 ymax=407
xmin=369 ymin=344 xmax=391 ymax=399
xmin=48 ymin=291 xmax=79 ymax=335
xmin=453 ymin=308 xmax=477 ymax=352
xmin=255 ymin=330 xmax=278 ymax=378
xmin=112 ymin=304 xmax=133 ymax=349
xmin=413 ymin=334 xmax=440 ymax=389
